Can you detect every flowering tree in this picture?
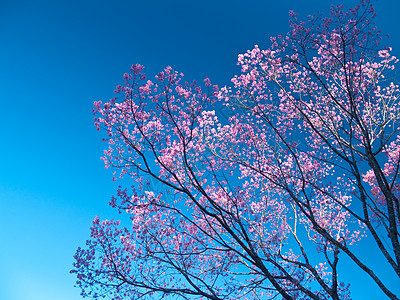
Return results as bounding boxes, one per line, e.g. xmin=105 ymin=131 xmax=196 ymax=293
xmin=72 ymin=1 xmax=400 ymax=299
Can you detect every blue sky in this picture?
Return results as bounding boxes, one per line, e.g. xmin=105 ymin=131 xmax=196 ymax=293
xmin=0 ymin=0 xmax=399 ymax=299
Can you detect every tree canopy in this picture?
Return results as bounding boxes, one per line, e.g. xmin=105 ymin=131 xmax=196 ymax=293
xmin=72 ymin=1 xmax=400 ymax=299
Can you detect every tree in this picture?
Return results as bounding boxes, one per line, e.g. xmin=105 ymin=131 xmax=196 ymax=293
xmin=72 ymin=1 xmax=400 ymax=299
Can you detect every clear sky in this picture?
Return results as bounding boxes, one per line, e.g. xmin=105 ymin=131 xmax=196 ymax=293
xmin=0 ymin=0 xmax=399 ymax=299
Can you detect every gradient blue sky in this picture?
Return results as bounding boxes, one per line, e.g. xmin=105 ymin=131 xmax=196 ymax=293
xmin=1 ymin=1 xmax=399 ymax=299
